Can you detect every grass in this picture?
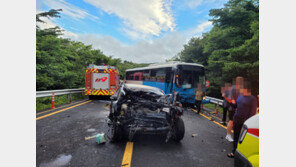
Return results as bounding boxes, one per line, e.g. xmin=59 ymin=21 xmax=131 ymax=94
xmin=203 ymin=103 xmax=224 ymax=114
xmin=36 ymin=93 xmax=86 ymax=111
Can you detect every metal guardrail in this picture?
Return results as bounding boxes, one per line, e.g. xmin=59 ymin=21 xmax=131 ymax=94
xmin=205 ymin=96 xmax=223 ymax=106
xmin=36 ymin=88 xmax=84 ymax=98
xmin=36 ymin=88 xmax=224 ymax=108
xmin=36 ymin=89 xmax=224 ymax=102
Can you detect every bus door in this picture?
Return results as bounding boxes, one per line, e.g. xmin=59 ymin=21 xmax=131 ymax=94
xmin=164 ymin=70 xmax=173 ymax=94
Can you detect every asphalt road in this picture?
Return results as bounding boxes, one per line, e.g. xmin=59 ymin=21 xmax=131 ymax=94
xmin=36 ymin=100 xmax=234 ymax=167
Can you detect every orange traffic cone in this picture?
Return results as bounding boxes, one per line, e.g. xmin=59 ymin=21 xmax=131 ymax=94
xmin=51 ymin=93 xmax=55 ymax=109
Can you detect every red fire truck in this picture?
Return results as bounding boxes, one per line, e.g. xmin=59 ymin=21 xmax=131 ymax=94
xmin=85 ymin=64 xmax=120 ymax=98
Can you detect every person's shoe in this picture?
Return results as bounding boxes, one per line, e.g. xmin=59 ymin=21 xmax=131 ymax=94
xmin=220 ymin=121 xmax=226 ymax=126
xmin=225 ymin=134 xmax=234 ymax=142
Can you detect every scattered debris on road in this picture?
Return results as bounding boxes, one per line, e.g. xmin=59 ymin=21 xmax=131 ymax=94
xmin=85 ymin=133 xmax=106 ymax=144
xmin=192 ymin=133 xmax=198 ymax=137
xmin=95 ymin=133 xmax=106 ymax=144
xmin=87 ymin=128 xmax=96 ymax=132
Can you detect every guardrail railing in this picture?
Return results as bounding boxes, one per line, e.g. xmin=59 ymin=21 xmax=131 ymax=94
xmin=204 ymin=96 xmax=224 ymax=115
xmin=36 ymin=88 xmax=224 ymax=110
xmin=36 ymin=88 xmax=85 ymax=109
xmin=36 ymin=88 xmax=84 ymax=98
xmin=205 ymin=96 xmax=223 ymax=106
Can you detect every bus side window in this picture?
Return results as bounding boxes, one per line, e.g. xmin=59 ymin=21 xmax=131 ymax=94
xmin=157 ymin=68 xmax=166 ymax=82
xmin=127 ymin=71 xmax=135 ymax=80
xmin=150 ymin=69 xmax=157 ymax=81
xmin=143 ymin=70 xmax=150 ymax=81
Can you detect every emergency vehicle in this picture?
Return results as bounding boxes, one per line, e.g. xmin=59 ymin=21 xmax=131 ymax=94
xmin=85 ymin=64 xmax=119 ymax=98
xmin=235 ymin=114 xmax=259 ymax=167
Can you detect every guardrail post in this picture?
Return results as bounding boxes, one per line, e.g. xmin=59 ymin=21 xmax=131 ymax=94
xmin=70 ymin=93 xmax=72 ymax=103
xmin=51 ymin=93 xmax=55 ymax=109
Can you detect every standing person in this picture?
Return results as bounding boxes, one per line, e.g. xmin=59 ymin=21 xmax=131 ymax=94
xmin=227 ymin=81 xmax=257 ymax=158
xmin=224 ymin=77 xmax=244 ymax=142
xmin=221 ymin=83 xmax=231 ymax=125
xmin=194 ymin=84 xmax=204 ymax=114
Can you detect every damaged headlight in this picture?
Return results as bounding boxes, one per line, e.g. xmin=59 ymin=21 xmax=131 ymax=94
xmin=121 ymin=104 xmax=128 ymax=111
xmin=120 ymin=104 xmax=128 ymax=115
xmin=162 ymin=107 xmax=170 ymax=113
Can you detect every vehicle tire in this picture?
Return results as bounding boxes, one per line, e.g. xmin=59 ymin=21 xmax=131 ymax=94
xmin=110 ymin=124 xmax=123 ymax=142
xmin=172 ymin=118 xmax=185 ymax=142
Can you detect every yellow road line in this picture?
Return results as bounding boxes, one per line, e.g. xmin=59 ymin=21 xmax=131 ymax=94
xmin=192 ymin=109 xmax=229 ymax=130
xmin=121 ymin=142 xmax=134 ymax=167
xmin=212 ymin=120 xmax=227 ymax=130
xmin=36 ymin=100 xmax=87 ymax=116
xmin=36 ymin=100 xmax=92 ymax=120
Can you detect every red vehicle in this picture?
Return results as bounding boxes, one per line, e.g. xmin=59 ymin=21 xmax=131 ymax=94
xmin=85 ymin=64 xmax=119 ymax=98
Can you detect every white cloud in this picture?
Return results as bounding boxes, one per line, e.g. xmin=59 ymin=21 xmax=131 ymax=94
xmin=187 ymin=21 xmax=212 ymax=37
xmin=83 ymin=0 xmax=175 ymax=38
xmin=185 ymin=0 xmax=203 ymax=9
xmin=42 ymin=0 xmax=98 ymax=20
xmin=75 ymin=32 xmax=185 ymax=63
xmin=37 ymin=18 xmax=211 ymax=63
xmin=178 ymin=0 xmax=226 ymax=10
xmin=37 ymin=16 xmax=57 ymax=29
xmin=62 ymin=30 xmax=78 ymax=39
xmin=65 ymin=21 xmax=211 ymax=63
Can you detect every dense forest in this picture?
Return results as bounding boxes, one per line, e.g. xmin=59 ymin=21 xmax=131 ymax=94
xmin=37 ymin=0 xmax=259 ymax=98
xmin=173 ymin=0 xmax=259 ymax=97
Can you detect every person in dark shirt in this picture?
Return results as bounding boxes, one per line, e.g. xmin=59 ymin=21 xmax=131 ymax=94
xmin=221 ymin=83 xmax=231 ymax=125
xmin=227 ymin=81 xmax=257 ymax=158
xmin=224 ymin=77 xmax=244 ymax=142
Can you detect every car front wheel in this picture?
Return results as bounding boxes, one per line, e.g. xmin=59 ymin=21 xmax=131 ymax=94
xmin=172 ymin=118 xmax=185 ymax=142
xmin=110 ymin=124 xmax=123 ymax=142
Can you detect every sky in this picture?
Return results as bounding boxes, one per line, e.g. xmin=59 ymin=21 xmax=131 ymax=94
xmin=37 ymin=0 xmax=228 ymax=63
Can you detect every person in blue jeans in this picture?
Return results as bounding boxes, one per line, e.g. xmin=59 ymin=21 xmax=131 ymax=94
xmin=224 ymin=77 xmax=244 ymax=142
xmin=227 ymin=81 xmax=257 ymax=158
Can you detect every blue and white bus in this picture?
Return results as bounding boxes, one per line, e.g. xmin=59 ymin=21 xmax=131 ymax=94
xmin=125 ymin=61 xmax=206 ymax=104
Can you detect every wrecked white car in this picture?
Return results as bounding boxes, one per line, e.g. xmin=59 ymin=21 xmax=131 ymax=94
xmin=108 ymin=84 xmax=185 ymax=142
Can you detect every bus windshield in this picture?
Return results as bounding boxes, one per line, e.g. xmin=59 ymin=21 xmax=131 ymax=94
xmin=177 ymin=65 xmax=205 ymax=89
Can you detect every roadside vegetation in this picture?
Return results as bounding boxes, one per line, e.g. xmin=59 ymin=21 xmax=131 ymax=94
xmin=203 ymin=103 xmax=224 ymax=114
xmin=36 ymin=93 xmax=87 ymax=111
xmin=36 ymin=93 xmax=86 ymax=111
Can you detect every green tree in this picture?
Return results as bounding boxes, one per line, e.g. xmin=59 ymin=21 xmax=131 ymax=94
xmin=178 ymin=0 xmax=259 ymax=97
